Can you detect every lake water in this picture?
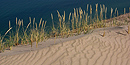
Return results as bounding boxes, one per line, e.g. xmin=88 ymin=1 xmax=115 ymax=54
xmin=0 ymin=0 xmax=130 ymax=33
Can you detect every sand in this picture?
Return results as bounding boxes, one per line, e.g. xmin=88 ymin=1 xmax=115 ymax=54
xmin=0 ymin=25 xmax=130 ymax=65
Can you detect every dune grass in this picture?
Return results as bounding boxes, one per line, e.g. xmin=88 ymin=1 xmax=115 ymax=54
xmin=0 ymin=27 xmax=12 ymax=52
xmin=0 ymin=4 xmax=130 ymax=52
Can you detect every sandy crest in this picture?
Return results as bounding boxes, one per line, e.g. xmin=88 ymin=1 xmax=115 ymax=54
xmin=0 ymin=25 xmax=130 ymax=65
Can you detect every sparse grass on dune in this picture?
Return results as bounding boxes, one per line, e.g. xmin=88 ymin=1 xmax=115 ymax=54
xmin=0 ymin=4 xmax=130 ymax=52
xmin=0 ymin=27 xmax=12 ymax=52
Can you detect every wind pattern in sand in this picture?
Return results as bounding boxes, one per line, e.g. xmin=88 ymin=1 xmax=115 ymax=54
xmin=0 ymin=25 xmax=130 ymax=65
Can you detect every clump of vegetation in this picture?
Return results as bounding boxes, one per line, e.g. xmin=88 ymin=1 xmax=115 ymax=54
xmin=0 ymin=27 xmax=12 ymax=52
xmin=0 ymin=4 xmax=130 ymax=52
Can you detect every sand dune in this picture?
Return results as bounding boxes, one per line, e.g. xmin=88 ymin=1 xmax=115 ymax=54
xmin=0 ymin=25 xmax=130 ymax=65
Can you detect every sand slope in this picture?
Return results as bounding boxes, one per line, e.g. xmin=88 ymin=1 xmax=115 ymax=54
xmin=0 ymin=25 xmax=130 ymax=65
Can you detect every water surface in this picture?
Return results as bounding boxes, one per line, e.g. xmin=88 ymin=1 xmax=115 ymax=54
xmin=0 ymin=0 xmax=130 ymax=33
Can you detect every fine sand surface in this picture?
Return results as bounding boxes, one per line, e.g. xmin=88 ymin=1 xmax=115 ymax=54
xmin=0 ymin=25 xmax=130 ymax=65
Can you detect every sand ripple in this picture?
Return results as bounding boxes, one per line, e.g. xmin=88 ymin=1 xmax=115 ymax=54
xmin=0 ymin=26 xmax=130 ymax=65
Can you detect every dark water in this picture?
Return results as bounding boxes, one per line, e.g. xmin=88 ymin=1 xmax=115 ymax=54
xmin=0 ymin=0 xmax=130 ymax=33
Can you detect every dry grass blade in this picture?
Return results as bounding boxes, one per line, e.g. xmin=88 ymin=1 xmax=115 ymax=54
xmin=42 ymin=20 xmax=45 ymax=28
xmin=39 ymin=18 xmax=42 ymax=28
xmin=9 ymin=21 xmax=11 ymax=28
xmin=114 ymin=8 xmax=117 ymax=15
xmin=25 ymin=21 xmax=31 ymax=32
xmin=90 ymin=5 xmax=92 ymax=14
xmin=5 ymin=27 xmax=12 ymax=37
xmin=103 ymin=4 xmax=105 ymax=12
xmin=16 ymin=17 xmax=17 ymax=25
xmin=111 ymin=8 xmax=113 ymax=18
xmin=103 ymin=31 xmax=105 ymax=37
xmin=96 ymin=3 xmax=98 ymax=12
xmin=124 ymin=8 xmax=126 ymax=14
xmin=87 ymin=4 xmax=89 ymax=12
xmin=128 ymin=26 xmax=130 ymax=34
xmin=69 ymin=13 xmax=71 ymax=21
xmin=33 ymin=18 xmax=35 ymax=29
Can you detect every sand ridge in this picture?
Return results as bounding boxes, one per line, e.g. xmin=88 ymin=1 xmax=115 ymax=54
xmin=0 ymin=25 xmax=130 ymax=65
